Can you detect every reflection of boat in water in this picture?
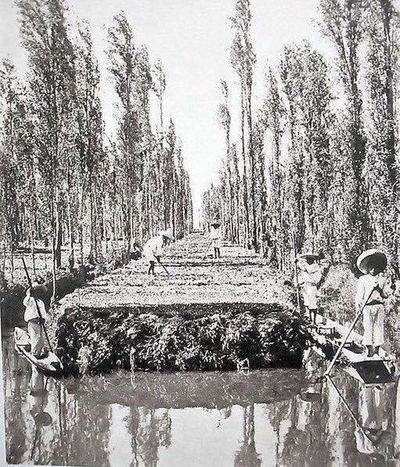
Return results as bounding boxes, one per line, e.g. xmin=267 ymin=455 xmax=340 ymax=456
xmin=14 ymin=327 xmax=63 ymax=376
xmin=308 ymin=313 xmax=397 ymax=385
xmin=327 ymin=375 xmax=396 ymax=462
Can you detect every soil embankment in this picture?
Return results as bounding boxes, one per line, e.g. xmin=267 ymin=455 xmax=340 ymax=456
xmin=52 ymin=233 xmax=308 ymax=374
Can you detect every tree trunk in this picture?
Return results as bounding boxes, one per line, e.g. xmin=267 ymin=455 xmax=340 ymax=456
xmin=67 ymin=191 xmax=74 ymax=271
xmin=246 ymin=84 xmax=258 ymax=252
xmin=240 ymin=82 xmax=250 ymax=248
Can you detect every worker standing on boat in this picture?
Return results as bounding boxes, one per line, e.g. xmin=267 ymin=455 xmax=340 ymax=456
xmin=296 ymin=253 xmax=323 ymax=324
xmin=209 ymin=221 xmax=222 ymax=259
xmin=143 ymin=228 xmax=172 ymax=275
xmin=23 ymin=280 xmax=48 ymax=359
xmin=356 ymin=250 xmax=392 ymax=358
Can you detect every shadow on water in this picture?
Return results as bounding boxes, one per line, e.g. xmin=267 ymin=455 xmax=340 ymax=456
xmin=3 ymin=331 xmax=400 ymax=466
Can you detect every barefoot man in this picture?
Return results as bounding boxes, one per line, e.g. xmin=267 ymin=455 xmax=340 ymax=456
xmin=296 ymin=253 xmax=323 ymax=324
xmin=356 ymin=249 xmax=393 ymax=358
xmin=209 ymin=221 xmax=222 ymax=259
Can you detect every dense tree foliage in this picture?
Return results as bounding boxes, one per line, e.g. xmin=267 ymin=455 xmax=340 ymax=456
xmin=0 ymin=1 xmax=193 ymax=293
xmin=204 ymin=0 xmax=400 ymax=275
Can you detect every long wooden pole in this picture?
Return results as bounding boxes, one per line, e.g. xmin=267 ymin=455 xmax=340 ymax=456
xmin=325 ymin=286 xmax=375 ymax=376
xmin=325 ymin=375 xmax=375 ymax=443
xmin=156 ymin=256 xmax=170 ymax=275
xmin=22 ymin=257 xmax=53 ymax=352
xmin=292 ymin=235 xmax=301 ymax=314
xmin=202 ymin=239 xmax=212 ymax=260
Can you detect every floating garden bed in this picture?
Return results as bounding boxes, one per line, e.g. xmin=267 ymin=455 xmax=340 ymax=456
xmin=53 ymin=302 xmax=309 ymax=375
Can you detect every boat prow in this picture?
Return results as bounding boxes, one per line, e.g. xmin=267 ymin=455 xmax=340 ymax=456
xmin=14 ymin=327 xmax=63 ymax=376
xmin=307 ymin=314 xmax=397 ymax=386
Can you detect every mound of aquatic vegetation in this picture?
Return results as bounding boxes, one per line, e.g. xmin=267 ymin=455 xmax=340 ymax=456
xmin=55 ymin=303 xmax=308 ymax=375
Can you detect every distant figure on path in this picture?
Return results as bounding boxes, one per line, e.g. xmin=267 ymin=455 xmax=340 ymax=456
xmin=143 ymin=228 xmax=173 ymax=275
xmin=356 ymin=249 xmax=392 ymax=358
xmin=296 ymin=253 xmax=323 ymax=324
xmin=209 ymin=221 xmax=222 ymax=259
xmin=23 ymin=280 xmax=49 ymax=359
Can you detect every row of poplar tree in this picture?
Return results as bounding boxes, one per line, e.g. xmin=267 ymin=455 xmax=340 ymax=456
xmin=0 ymin=1 xmax=193 ymax=280
xmin=202 ymin=0 xmax=399 ymax=276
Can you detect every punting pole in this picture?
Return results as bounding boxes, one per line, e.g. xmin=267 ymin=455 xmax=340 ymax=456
xmin=325 ymin=286 xmax=376 ymax=376
xmin=292 ymin=235 xmax=301 ymax=315
xmin=325 ymin=375 xmax=375 ymax=442
xmin=22 ymin=256 xmax=53 ymax=352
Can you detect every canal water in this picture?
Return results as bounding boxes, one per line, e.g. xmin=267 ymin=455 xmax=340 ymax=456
xmin=3 ymin=330 xmax=400 ymax=466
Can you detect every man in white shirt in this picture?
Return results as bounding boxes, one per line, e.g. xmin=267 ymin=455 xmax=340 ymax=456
xmin=296 ymin=253 xmax=323 ymax=324
xmin=143 ymin=228 xmax=173 ymax=275
xmin=356 ymin=249 xmax=392 ymax=358
xmin=23 ymin=282 xmax=48 ymax=359
xmin=209 ymin=221 xmax=222 ymax=259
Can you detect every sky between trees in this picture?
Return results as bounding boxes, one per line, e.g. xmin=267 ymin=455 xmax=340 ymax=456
xmin=0 ymin=0 xmax=335 ymax=224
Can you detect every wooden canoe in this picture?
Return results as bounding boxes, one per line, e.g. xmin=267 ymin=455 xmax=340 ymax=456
xmin=307 ymin=314 xmax=397 ymax=385
xmin=14 ymin=327 xmax=63 ymax=376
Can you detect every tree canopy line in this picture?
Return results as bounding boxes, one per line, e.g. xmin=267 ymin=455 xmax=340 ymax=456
xmin=0 ymin=1 xmax=193 ymax=293
xmin=202 ymin=0 xmax=400 ymax=276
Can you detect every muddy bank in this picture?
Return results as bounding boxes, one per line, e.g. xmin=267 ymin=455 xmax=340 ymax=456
xmin=53 ymin=303 xmax=308 ymax=375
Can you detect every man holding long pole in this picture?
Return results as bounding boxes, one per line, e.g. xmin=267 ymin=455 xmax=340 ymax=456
xmin=325 ymin=249 xmax=393 ymax=376
xmin=355 ymin=249 xmax=393 ymax=358
xmin=22 ymin=276 xmax=50 ymax=359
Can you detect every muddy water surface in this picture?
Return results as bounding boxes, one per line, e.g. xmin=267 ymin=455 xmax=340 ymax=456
xmin=3 ymin=331 xmax=400 ymax=466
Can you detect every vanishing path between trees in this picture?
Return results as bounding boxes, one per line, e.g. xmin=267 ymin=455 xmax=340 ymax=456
xmin=57 ymin=232 xmax=292 ymax=311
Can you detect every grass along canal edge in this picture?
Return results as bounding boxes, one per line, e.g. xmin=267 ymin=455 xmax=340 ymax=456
xmin=50 ymin=303 xmax=309 ymax=375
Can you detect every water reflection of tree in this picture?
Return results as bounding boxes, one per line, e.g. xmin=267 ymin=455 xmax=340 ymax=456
xmin=127 ymin=407 xmax=172 ymax=467
xmin=4 ymin=345 xmax=28 ymax=464
xmin=234 ymin=404 xmax=261 ymax=466
xmin=52 ymin=390 xmax=111 ymax=466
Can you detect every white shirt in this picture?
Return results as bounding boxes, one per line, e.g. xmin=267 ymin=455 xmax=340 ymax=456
xmin=298 ymin=262 xmax=322 ymax=286
xmin=209 ymin=227 xmax=221 ymax=240
xmin=356 ymin=274 xmax=392 ymax=308
xmin=143 ymin=235 xmax=164 ymax=261
xmin=23 ymin=295 xmax=48 ymax=322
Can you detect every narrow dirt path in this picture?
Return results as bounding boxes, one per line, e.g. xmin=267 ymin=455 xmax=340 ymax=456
xmin=58 ymin=232 xmax=293 ymax=311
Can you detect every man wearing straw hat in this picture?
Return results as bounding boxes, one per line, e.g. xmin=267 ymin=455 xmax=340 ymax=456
xmin=356 ymin=249 xmax=393 ymax=358
xmin=296 ymin=252 xmax=323 ymax=324
xmin=209 ymin=221 xmax=222 ymax=259
xmin=143 ymin=228 xmax=173 ymax=275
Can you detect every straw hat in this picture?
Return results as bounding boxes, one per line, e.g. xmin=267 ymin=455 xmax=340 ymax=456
xmin=298 ymin=252 xmax=319 ymax=261
xmin=356 ymin=249 xmax=387 ymax=274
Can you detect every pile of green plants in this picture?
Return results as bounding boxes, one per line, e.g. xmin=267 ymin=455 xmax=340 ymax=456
xmin=55 ymin=303 xmax=308 ymax=375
